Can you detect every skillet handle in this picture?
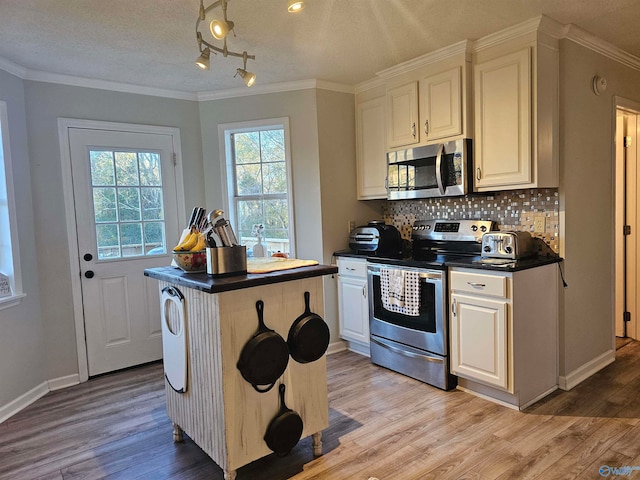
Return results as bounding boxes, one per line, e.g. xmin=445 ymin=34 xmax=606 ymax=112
xmin=304 ymin=291 xmax=311 ymax=313
xmin=256 ymin=299 xmax=268 ymax=331
xmin=253 ymin=381 xmax=277 ymax=393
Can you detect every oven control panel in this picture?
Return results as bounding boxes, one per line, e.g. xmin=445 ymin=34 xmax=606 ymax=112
xmin=412 ymin=219 xmax=497 ymax=242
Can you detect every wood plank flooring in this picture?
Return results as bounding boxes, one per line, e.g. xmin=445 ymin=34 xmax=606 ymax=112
xmin=1 ymin=341 xmax=640 ymax=480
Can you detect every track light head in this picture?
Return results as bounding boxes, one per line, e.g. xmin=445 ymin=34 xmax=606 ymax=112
xmin=195 ymin=47 xmax=211 ymax=70
xmin=236 ymin=68 xmax=256 ymax=87
xmin=210 ymin=19 xmax=234 ymax=39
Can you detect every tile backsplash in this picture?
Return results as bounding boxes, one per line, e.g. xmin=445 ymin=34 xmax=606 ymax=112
xmin=381 ymin=188 xmax=560 ymax=254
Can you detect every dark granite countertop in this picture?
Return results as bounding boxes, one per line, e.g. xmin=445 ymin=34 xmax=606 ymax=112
xmin=334 ymin=249 xmax=562 ymax=272
xmin=144 ymin=264 xmax=338 ymax=294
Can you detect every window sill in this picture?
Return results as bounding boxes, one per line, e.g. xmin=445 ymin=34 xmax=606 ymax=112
xmin=0 ymin=293 xmax=26 ymax=311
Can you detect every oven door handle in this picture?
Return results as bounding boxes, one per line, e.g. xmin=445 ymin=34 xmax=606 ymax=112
xmin=370 ymin=337 xmax=444 ymax=364
xmin=435 ymin=143 xmax=445 ymax=195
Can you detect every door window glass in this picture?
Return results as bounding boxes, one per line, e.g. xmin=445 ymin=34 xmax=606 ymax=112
xmin=89 ymin=149 xmax=166 ymax=259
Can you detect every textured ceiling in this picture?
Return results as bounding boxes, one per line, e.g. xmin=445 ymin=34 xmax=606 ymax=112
xmin=1 ymin=0 xmax=640 ymax=95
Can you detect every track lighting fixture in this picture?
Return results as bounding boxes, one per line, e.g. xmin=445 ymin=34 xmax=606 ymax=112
xmin=195 ymin=0 xmax=256 ymax=86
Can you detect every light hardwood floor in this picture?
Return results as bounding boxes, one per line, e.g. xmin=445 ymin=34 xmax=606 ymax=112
xmin=1 ymin=341 xmax=639 ymax=480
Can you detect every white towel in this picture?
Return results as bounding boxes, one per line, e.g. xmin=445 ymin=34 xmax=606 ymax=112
xmin=380 ymin=267 xmax=421 ymax=316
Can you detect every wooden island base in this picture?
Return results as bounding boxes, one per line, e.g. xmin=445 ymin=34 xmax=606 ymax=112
xmin=145 ymin=267 xmax=335 ymax=477
xmin=172 ymin=424 xmax=323 ymax=480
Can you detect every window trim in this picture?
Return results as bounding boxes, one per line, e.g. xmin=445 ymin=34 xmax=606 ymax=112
xmin=218 ymin=117 xmax=296 ymax=257
xmin=0 ymin=101 xmax=25 ymax=309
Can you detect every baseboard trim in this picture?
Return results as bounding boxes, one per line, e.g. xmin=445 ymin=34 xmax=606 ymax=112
xmin=326 ymin=340 xmax=348 ymax=355
xmin=558 ymin=349 xmax=615 ymax=391
xmin=456 ymin=385 xmax=519 ymax=411
xmin=48 ymin=374 xmax=80 ymax=391
xmin=0 ymin=381 xmax=49 ymax=424
xmin=1 ymin=373 xmax=82 ymax=424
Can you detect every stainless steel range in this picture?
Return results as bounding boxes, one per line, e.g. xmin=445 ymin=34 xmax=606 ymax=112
xmin=367 ymin=219 xmax=497 ymax=390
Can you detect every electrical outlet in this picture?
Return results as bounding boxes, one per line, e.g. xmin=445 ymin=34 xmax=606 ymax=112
xmin=348 ymin=220 xmax=356 ymax=234
xmin=534 ymin=216 xmax=546 ymax=233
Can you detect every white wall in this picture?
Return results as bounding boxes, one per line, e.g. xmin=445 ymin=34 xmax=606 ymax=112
xmin=22 ymin=81 xmax=204 ymax=380
xmin=0 ymin=70 xmax=46 ymax=410
xmin=558 ymin=39 xmax=640 ymax=378
xmin=198 ymin=88 xmax=381 ymax=342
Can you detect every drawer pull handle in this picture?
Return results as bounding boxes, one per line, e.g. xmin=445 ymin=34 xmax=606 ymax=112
xmin=346 ymin=267 xmax=356 ymax=271
xmin=467 ymin=282 xmax=486 ymax=288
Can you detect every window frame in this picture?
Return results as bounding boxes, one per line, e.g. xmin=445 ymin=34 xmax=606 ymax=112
xmin=0 ymin=101 xmax=25 ymax=309
xmin=218 ymin=118 xmax=296 ymax=257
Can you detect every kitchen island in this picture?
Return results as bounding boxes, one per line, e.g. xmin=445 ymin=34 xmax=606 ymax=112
xmin=144 ymin=263 xmax=337 ymax=480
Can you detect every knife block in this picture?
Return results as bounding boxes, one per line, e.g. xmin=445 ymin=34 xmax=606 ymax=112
xmin=206 ymin=246 xmax=247 ymax=276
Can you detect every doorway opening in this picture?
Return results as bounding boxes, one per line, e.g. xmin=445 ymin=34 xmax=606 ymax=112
xmin=615 ymin=100 xmax=640 ymax=347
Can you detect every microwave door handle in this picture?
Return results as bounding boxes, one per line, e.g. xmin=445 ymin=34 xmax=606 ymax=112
xmin=435 ymin=143 xmax=445 ymax=195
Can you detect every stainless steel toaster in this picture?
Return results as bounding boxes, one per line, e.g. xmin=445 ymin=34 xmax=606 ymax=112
xmin=481 ymin=231 xmax=535 ymax=259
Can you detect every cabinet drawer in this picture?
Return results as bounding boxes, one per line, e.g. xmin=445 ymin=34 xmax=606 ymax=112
xmin=450 ymin=270 xmax=508 ymax=298
xmin=337 ymin=258 xmax=367 ymax=278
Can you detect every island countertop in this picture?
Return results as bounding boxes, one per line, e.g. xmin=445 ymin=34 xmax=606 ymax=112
xmin=144 ymin=263 xmax=338 ymax=294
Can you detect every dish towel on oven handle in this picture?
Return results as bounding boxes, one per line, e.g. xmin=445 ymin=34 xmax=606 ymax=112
xmin=380 ymin=267 xmax=421 ymax=316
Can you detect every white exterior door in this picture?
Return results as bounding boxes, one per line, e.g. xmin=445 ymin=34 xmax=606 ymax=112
xmin=68 ymin=126 xmax=181 ymax=376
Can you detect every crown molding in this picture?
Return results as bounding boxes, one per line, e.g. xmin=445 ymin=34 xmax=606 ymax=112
xmin=197 ymin=78 xmax=353 ymax=101
xmin=354 ymin=77 xmax=386 ymax=95
xmin=565 ymin=24 xmax=640 ymax=72
xmin=376 ymin=40 xmax=473 ymax=80
xmin=22 ymin=69 xmax=198 ymax=100
xmin=0 ymin=56 xmax=353 ymax=101
xmin=0 ymin=56 xmax=28 ymax=79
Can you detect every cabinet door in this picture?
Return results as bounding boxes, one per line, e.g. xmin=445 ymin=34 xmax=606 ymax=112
xmin=386 ymin=82 xmax=419 ymax=148
xmin=450 ymin=293 xmax=509 ymax=390
xmin=338 ymin=276 xmax=369 ymax=345
xmin=356 ymin=96 xmax=387 ymax=199
xmin=474 ymin=48 xmax=531 ymax=190
xmin=420 ymin=66 xmax=462 ymax=142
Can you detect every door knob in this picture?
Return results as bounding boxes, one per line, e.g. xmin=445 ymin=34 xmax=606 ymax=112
xmin=84 ymin=270 xmax=95 ymax=279
xmin=83 ymin=253 xmax=93 ymax=261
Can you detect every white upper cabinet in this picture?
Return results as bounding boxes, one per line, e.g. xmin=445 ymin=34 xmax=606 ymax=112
xmin=385 ymin=63 xmax=466 ymax=151
xmin=473 ymin=29 xmax=559 ymax=192
xmin=356 ymin=95 xmax=387 ymax=200
xmin=386 ymin=82 xmax=420 ymax=149
xmin=474 ymin=48 xmax=532 ymax=188
xmin=420 ymin=66 xmax=463 ymax=142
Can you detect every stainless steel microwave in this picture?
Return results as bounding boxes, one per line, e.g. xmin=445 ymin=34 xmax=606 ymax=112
xmin=386 ymin=139 xmax=472 ymax=200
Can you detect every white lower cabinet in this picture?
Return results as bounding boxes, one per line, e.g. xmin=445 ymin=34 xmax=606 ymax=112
xmin=451 ymin=293 xmax=509 ymax=390
xmin=449 ymin=264 xmax=559 ymax=409
xmin=337 ymin=257 xmax=370 ymax=354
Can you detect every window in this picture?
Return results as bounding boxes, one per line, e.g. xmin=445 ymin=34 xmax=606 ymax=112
xmin=0 ymin=101 xmax=24 ymax=308
xmin=89 ymin=149 xmax=167 ymax=259
xmin=220 ymin=118 xmax=294 ymax=257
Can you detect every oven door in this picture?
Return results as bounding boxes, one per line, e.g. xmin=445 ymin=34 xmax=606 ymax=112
xmin=367 ymin=263 xmax=447 ymax=356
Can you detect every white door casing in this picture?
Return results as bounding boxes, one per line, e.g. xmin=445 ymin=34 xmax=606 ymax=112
xmin=59 ymin=119 xmax=185 ymax=380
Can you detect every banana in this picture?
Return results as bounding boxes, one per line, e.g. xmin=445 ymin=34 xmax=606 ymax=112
xmin=174 ymin=227 xmax=198 ymax=251
xmin=190 ymin=233 xmax=206 ymax=252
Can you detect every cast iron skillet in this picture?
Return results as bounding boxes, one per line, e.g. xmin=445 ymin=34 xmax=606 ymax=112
xmin=264 ymin=384 xmax=303 ymax=456
xmin=287 ymin=291 xmax=330 ymax=363
xmin=237 ymin=300 xmax=289 ymax=393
